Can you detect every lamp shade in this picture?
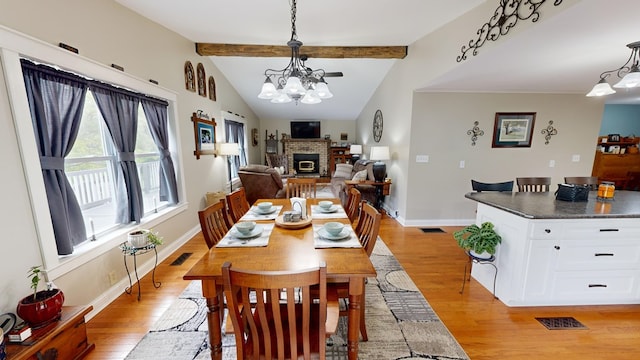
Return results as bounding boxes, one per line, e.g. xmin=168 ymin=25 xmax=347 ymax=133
xmin=586 ymin=78 xmax=616 ymax=97
xmin=370 ymin=146 xmax=390 ymax=161
xmin=349 ymin=144 xmax=362 ymax=155
xmin=217 ymin=143 xmax=240 ymax=156
xmin=613 ymin=66 xmax=640 ymax=88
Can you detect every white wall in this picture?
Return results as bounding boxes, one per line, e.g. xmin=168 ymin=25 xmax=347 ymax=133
xmin=0 ymin=0 xmax=257 ymax=316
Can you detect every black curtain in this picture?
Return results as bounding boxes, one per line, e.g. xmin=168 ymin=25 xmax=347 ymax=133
xmin=21 ymin=60 xmax=88 ymax=255
xmin=91 ymin=84 xmax=143 ymax=224
xmin=141 ymin=99 xmax=179 ymax=204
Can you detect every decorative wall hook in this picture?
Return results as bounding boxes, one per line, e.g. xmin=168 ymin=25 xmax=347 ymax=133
xmin=467 ymin=121 xmax=484 ymax=146
xmin=541 ymin=120 xmax=558 ymax=145
xmin=457 ymin=0 xmax=565 ymax=62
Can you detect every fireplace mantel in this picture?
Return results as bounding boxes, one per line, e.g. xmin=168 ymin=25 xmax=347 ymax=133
xmin=283 ymin=139 xmax=331 ymax=176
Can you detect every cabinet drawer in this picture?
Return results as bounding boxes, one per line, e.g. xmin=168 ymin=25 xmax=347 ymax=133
xmin=552 ymin=271 xmax=639 ymax=302
xmin=529 ymin=222 xmax=561 ymax=239
xmin=556 ymin=240 xmax=640 ymax=271
xmin=34 ymin=318 xmax=90 ymax=360
xmin=563 ymin=221 xmax=640 ymax=240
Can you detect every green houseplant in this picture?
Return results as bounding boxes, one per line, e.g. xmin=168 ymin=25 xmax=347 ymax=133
xmin=16 ymin=265 xmax=65 ymax=328
xmin=453 ymin=222 xmax=502 ymax=259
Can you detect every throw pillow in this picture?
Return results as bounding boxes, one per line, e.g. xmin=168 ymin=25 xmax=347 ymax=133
xmin=352 ymin=169 xmax=367 ymax=181
xmin=333 ymin=163 xmax=353 ymax=178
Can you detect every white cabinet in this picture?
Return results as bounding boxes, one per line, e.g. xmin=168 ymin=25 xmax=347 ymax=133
xmin=472 ymin=203 xmax=640 ymax=306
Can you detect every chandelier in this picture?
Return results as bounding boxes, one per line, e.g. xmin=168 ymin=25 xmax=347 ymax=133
xmin=587 ymin=41 xmax=640 ymax=97
xmin=257 ymin=0 xmax=333 ymax=105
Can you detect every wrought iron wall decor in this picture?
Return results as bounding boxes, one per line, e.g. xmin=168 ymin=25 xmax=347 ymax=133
xmin=457 ymin=0 xmax=564 ymax=62
xmin=541 ymin=120 xmax=557 ymax=145
xmin=467 ymin=121 xmax=484 ymax=146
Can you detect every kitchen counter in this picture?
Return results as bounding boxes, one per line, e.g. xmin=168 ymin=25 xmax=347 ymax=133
xmin=464 ymin=191 xmax=640 ymax=306
xmin=465 ymin=190 xmax=640 ymax=219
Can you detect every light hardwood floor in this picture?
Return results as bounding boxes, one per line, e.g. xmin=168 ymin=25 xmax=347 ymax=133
xmin=85 ymin=214 xmax=640 ymax=360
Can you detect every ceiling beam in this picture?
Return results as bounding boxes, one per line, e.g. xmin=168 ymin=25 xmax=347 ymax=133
xmin=196 ymin=43 xmax=407 ymax=59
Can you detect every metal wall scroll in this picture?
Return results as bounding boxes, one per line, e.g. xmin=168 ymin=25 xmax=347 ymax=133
xmin=541 ymin=120 xmax=557 ymax=145
xmin=467 ymin=121 xmax=484 ymax=146
xmin=457 ymin=0 xmax=564 ymax=62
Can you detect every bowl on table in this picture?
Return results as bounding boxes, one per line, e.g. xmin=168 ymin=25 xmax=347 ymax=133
xmin=318 ymin=200 xmax=333 ymax=210
xmin=235 ymin=221 xmax=256 ymax=235
xmin=323 ymin=222 xmax=344 ymax=236
xmin=257 ymin=202 xmax=273 ymax=212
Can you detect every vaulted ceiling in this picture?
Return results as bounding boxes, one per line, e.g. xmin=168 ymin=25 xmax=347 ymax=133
xmin=116 ymin=0 xmax=640 ymax=121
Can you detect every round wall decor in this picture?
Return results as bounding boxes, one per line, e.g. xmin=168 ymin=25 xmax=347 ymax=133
xmin=373 ymin=109 xmax=383 ymax=142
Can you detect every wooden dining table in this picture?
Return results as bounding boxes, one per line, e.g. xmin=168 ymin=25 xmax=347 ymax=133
xmin=183 ymin=198 xmax=376 ymax=360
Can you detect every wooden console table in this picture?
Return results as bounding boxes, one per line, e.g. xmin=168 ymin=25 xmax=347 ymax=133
xmin=5 ymin=305 xmax=94 ymax=360
xmin=344 ymin=180 xmax=391 ymax=210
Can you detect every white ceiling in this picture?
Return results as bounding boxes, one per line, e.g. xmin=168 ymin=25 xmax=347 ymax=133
xmin=116 ymin=0 xmax=640 ymax=121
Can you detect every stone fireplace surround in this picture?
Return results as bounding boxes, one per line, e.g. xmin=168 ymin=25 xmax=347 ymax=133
xmin=282 ymin=139 xmax=330 ymax=176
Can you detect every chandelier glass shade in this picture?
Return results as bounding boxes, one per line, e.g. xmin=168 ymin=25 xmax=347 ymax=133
xmin=587 ymin=41 xmax=640 ymax=97
xmin=257 ymin=0 xmax=332 ymax=105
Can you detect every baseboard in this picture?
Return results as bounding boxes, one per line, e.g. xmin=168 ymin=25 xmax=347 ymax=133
xmin=84 ymin=225 xmax=201 ymax=321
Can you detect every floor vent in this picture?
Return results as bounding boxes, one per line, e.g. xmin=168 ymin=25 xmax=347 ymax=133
xmin=535 ymin=317 xmax=587 ymax=330
xmin=420 ymin=228 xmax=446 ymax=233
xmin=170 ymin=252 xmax=193 ymax=266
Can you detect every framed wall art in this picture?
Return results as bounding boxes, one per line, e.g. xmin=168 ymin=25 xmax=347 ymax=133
xmin=184 ymin=61 xmax=195 ymax=92
xmin=492 ymin=112 xmax=536 ymax=148
xmin=192 ymin=112 xmax=216 ymax=159
xmin=208 ymin=76 xmax=217 ymax=101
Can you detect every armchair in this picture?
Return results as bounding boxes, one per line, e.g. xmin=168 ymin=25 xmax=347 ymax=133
xmin=238 ymin=164 xmax=286 ymax=204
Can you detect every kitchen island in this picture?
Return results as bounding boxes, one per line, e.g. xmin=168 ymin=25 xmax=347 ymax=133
xmin=465 ymin=191 xmax=640 ymax=306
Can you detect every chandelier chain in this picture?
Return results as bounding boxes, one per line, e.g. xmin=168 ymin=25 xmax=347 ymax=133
xmin=290 ymin=0 xmax=297 ymax=41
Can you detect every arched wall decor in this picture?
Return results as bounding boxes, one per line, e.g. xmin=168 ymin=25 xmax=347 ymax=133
xmin=184 ymin=61 xmax=195 ymax=92
xmin=197 ymin=63 xmax=206 ymax=97
xmin=208 ymin=76 xmax=216 ymax=101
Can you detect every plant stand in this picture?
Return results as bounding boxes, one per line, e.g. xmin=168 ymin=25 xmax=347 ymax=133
xmin=119 ymin=242 xmax=161 ymax=301
xmin=459 ymin=250 xmax=498 ymax=298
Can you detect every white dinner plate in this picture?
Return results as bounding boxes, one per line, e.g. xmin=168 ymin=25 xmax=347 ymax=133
xmin=318 ymin=227 xmax=350 ymax=241
xmin=232 ymin=224 xmax=264 ymax=239
xmin=318 ymin=205 xmax=338 ymax=213
xmin=254 ymin=206 xmax=277 ymax=215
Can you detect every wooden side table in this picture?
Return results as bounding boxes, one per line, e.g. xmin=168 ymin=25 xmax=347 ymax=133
xmin=5 ymin=306 xmax=95 ymax=360
xmin=344 ymin=180 xmax=391 ymax=210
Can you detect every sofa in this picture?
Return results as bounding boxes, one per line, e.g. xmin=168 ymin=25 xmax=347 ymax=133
xmin=330 ymin=159 xmax=378 ymax=206
xmin=238 ymin=164 xmax=287 ymax=204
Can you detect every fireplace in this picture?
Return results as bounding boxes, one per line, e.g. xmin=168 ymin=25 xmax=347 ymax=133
xmin=293 ymin=153 xmax=320 ymax=175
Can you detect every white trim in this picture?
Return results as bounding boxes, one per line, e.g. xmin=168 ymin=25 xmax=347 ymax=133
xmin=0 ymin=24 xmax=187 ymax=281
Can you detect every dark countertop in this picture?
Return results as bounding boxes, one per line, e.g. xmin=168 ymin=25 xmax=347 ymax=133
xmin=465 ymin=191 xmax=640 ymax=219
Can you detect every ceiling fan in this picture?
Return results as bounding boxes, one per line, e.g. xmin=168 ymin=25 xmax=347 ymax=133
xmin=298 ymin=54 xmax=343 ymax=78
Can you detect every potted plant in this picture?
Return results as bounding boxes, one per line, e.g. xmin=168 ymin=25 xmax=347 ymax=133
xmin=16 ymin=265 xmax=64 ymax=328
xmin=127 ymin=229 xmax=163 ymax=248
xmin=453 ymin=222 xmax=502 ymax=260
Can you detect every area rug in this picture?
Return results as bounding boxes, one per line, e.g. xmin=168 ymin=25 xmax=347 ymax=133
xmin=125 ymin=240 xmax=469 ymax=360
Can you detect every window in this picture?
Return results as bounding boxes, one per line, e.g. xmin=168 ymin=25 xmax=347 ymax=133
xmin=21 ymin=59 xmax=179 ymax=256
xmin=65 ymin=94 xmax=167 ymax=239
xmin=225 ymin=119 xmax=247 ymax=179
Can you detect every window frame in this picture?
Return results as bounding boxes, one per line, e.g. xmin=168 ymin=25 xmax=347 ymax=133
xmin=1 ymin=30 xmax=186 ymax=280
xmin=223 ymin=112 xmax=249 ymax=184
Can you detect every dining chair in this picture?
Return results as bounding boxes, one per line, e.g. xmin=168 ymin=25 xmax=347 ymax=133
xmin=564 ymin=176 xmax=599 ymax=190
xmin=345 ymin=187 xmax=362 ymax=223
xmin=198 ymin=199 xmax=232 ymax=249
xmin=471 ymin=180 xmax=514 ymax=192
xmin=226 ymin=187 xmax=251 ymax=223
xmin=516 ymin=177 xmax=551 ymax=192
xmin=328 ymin=201 xmax=381 ymax=342
xmin=222 ymin=261 xmax=339 ymax=360
xmin=286 ymin=177 xmax=317 ymax=198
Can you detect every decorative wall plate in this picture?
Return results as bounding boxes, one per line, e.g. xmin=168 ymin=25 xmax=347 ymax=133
xmin=373 ymin=109 xmax=383 ymax=142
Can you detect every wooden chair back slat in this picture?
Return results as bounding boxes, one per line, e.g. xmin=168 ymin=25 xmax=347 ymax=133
xmin=286 ymin=178 xmax=317 ymax=198
xmin=345 ymin=187 xmax=362 ymax=223
xmin=223 ymin=262 xmax=328 ymax=360
xmin=516 ymin=177 xmax=551 ymax=192
xmin=198 ymin=199 xmax=232 ymax=249
xmin=355 ymin=201 xmax=382 ymax=257
xmin=226 ymin=187 xmax=251 ymax=223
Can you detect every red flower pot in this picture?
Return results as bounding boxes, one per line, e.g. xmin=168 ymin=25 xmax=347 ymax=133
xmin=16 ymin=289 xmax=64 ymax=328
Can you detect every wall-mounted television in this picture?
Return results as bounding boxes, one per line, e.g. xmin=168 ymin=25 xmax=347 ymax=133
xmin=290 ymin=121 xmax=321 ymax=139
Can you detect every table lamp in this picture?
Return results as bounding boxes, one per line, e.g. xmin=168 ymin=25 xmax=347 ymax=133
xmin=369 ymin=146 xmax=390 ymax=182
xmin=349 ymin=144 xmax=362 ymax=163
xmin=217 ymin=143 xmax=240 ymax=191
